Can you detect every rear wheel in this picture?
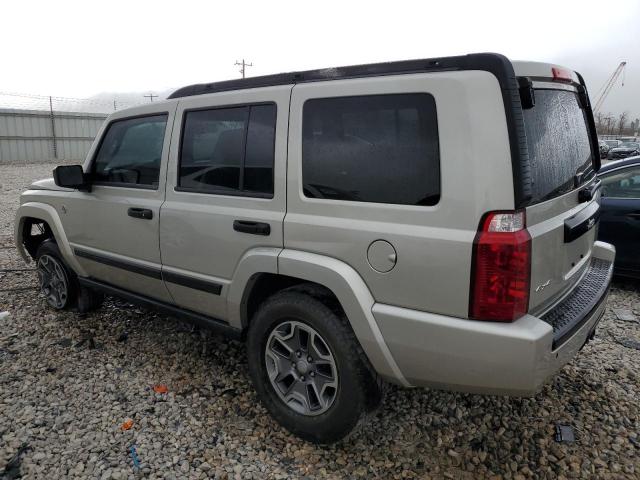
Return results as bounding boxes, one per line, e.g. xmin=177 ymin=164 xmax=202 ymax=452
xmin=247 ymin=289 xmax=382 ymax=443
xmin=35 ymin=240 xmax=103 ymax=312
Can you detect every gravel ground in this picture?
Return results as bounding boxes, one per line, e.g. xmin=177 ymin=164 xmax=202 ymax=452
xmin=1 ymin=163 xmax=639 ymax=479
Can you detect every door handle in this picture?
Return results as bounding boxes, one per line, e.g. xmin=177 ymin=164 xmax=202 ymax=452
xmin=627 ymin=212 xmax=640 ymax=219
xmin=127 ymin=207 xmax=153 ymax=220
xmin=233 ymin=220 xmax=270 ymax=236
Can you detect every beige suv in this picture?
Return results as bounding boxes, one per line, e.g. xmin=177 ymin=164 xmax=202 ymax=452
xmin=15 ymin=53 xmax=614 ymax=443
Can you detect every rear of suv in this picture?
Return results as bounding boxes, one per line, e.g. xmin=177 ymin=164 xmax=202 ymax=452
xmin=15 ymin=53 xmax=614 ymax=443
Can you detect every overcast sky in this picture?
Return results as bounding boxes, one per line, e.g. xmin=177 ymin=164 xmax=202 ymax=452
xmin=2 ymin=0 xmax=639 ymax=117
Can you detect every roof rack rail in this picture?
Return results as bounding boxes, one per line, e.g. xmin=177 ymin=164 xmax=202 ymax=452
xmin=168 ymin=53 xmax=510 ymax=99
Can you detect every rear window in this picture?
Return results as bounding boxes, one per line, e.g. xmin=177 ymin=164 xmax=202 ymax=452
xmin=523 ymin=89 xmax=594 ymax=203
xmin=302 ymin=94 xmax=440 ymax=206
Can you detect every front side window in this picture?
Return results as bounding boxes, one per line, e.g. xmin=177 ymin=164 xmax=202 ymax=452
xmin=302 ymin=94 xmax=440 ymax=205
xmin=601 ymin=166 xmax=640 ymax=198
xmin=179 ymin=104 xmax=276 ymax=196
xmin=93 ymin=114 xmax=168 ymax=187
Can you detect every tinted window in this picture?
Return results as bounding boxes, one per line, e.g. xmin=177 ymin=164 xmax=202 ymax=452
xmin=302 ymin=94 xmax=440 ymax=205
xmin=601 ymin=166 xmax=640 ymax=198
xmin=523 ymin=90 xmax=594 ymax=203
xmin=179 ymin=104 xmax=276 ymax=196
xmin=93 ymin=114 xmax=168 ymax=187
xmin=244 ymin=105 xmax=276 ymax=194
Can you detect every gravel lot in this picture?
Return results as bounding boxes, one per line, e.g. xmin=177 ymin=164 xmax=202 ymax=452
xmin=1 ymin=162 xmax=639 ymax=479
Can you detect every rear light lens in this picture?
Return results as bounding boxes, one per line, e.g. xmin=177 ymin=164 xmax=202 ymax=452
xmin=469 ymin=210 xmax=531 ymax=322
xmin=552 ymin=67 xmax=573 ymax=82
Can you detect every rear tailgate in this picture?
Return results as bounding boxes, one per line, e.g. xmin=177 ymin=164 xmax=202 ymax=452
xmin=527 ymin=187 xmax=600 ymax=314
xmin=517 ymin=77 xmax=600 ymax=313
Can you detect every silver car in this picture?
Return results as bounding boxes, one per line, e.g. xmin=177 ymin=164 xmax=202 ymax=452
xmin=15 ymin=53 xmax=614 ymax=443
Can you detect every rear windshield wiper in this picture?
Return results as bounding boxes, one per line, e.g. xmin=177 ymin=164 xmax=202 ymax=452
xmin=574 ymin=163 xmax=595 ymax=188
xmin=537 ymin=179 xmax=575 ymax=203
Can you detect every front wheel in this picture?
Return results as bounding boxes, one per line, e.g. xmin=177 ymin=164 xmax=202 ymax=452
xmin=35 ymin=240 xmax=103 ymax=312
xmin=247 ymin=289 xmax=382 ymax=443
xmin=36 ymin=241 xmax=75 ymax=310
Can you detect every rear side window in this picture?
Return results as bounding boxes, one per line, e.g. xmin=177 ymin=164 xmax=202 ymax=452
xmin=302 ymin=94 xmax=440 ymax=205
xmin=179 ymin=104 xmax=276 ymax=196
xmin=93 ymin=114 xmax=168 ymax=187
xmin=523 ymin=90 xmax=594 ymax=203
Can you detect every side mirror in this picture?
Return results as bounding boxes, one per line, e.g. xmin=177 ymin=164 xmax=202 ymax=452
xmin=53 ymin=165 xmax=89 ymax=191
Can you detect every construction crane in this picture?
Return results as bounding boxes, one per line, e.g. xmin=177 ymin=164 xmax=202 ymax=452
xmin=593 ymin=61 xmax=626 ymax=114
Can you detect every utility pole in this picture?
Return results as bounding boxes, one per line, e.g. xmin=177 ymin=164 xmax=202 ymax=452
xmin=144 ymin=93 xmax=158 ymax=102
xmin=48 ymin=96 xmax=58 ymax=159
xmin=234 ymin=59 xmax=253 ymax=79
xmin=113 ymin=99 xmax=117 ymax=111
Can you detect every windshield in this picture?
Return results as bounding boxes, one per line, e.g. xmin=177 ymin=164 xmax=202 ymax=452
xmin=522 ymin=89 xmax=594 ymax=204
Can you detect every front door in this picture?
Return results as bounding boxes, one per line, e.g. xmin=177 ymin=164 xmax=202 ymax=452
xmin=62 ymin=104 xmax=177 ymax=302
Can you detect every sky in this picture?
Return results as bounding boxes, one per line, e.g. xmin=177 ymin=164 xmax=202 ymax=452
xmin=2 ymin=0 xmax=639 ymax=117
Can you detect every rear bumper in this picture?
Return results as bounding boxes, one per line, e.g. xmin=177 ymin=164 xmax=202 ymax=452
xmin=373 ymin=241 xmax=615 ymax=395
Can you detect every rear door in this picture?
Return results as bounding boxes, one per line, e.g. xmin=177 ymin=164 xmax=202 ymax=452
xmin=598 ymin=164 xmax=640 ymax=275
xmin=520 ymin=81 xmax=600 ymax=314
xmin=159 ymin=86 xmax=290 ymax=319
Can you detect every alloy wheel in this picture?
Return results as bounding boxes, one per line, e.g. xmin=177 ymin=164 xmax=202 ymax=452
xmin=36 ymin=254 xmax=69 ymax=309
xmin=264 ymin=320 xmax=339 ymax=416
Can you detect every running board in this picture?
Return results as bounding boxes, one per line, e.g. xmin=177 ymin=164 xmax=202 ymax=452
xmin=78 ymin=277 xmax=242 ymax=340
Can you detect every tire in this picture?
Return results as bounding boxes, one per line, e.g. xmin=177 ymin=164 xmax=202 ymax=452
xmin=247 ymin=289 xmax=382 ymax=443
xmin=35 ymin=240 xmax=103 ymax=313
xmin=76 ymin=284 xmax=105 ymax=314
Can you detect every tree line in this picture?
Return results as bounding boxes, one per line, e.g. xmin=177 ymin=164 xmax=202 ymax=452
xmin=595 ymin=111 xmax=639 ymax=136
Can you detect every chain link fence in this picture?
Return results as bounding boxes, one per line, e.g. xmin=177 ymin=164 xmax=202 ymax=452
xmin=0 ymin=91 xmax=160 ymax=163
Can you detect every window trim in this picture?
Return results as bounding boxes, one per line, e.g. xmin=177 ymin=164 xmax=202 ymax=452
xmin=89 ymin=112 xmax=170 ymax=191
xmin=176 ymin=101 xmax=277 ymax=199
xmin=300 ymin=92 xmax=441 ymax=207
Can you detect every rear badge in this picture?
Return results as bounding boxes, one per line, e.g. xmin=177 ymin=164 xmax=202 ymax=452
xmin=587 ymin=217 xmax=596 ymax=230
xmin=536 ymin=279 xmax=551 ymax=292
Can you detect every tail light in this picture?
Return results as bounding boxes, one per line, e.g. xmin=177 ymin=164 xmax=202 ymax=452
xmin=469 ymin=210 xmax=531 ymax=322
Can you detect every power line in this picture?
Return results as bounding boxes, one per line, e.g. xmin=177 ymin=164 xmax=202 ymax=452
xmin=0 ymin=91 xmax=146 ymax=115
xmin=143 ymin=93 xmax=158 ymax=102
xmin=234 ymin=59 xmax=253 ymax=79
xmin=0 ymin=91 xmax=125 ymax=105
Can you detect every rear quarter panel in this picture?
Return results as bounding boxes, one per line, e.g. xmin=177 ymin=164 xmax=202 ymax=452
xmin=285 ymin=71 xmax=515 ymax=318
